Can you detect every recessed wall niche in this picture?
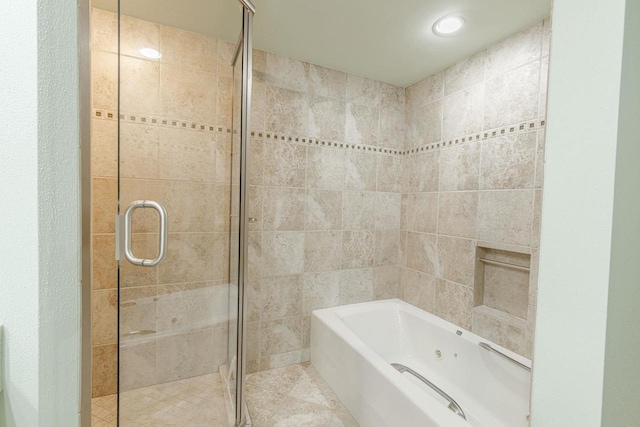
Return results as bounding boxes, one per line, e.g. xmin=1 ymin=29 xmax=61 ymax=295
xmin=472 ymin=245 xmax=532 ymax=355
xmin=474 ymin=245 xmax=531 ymax=321
xmin=474 ymin=246 xmax=531 ymax=319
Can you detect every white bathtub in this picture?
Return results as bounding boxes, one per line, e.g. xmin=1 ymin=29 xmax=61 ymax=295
xmin=310 ymin=299 xmax=532 ymax=427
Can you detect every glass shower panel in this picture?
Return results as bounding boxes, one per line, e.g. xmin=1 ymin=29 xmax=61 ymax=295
xmin=226 ymin=44 xmax=242 ymax=414
xmin=115 ymin=1 xmax=244 ymax=425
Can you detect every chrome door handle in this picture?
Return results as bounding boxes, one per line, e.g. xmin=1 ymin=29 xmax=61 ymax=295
xmin=122 ymin=200 xmax=168 ymax=267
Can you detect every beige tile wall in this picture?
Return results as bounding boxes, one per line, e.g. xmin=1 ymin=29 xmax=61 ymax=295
xmin=90 ymin=8 xmax=234 ymax=397
xmin=399 ymin=19 xmax=551 ymax=358
xmin=92 ymin=8 xmax=550 ymax=397
xmin=246 ymin=51 xmax=406 ymax=373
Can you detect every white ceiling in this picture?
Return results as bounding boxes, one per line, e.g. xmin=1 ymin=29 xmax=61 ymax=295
xmin=93 ymin=0 xmax=552 ymax=87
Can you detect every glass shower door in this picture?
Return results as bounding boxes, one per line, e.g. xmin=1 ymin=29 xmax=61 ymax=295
xmin=113 ymin=1 xmax=252 ymax=425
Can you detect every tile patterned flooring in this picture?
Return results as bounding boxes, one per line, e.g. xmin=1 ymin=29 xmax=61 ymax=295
xmin=91 ymin=363 xmax=358 ymax=427
xmin=91 ymin=394 xmax=117 ymax=427
xmin=91 ymin=374 xmax=228 ymax=426
xmin=246 ymin=363 xmax=358 ymax=427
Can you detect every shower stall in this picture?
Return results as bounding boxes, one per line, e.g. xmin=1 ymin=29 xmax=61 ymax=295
xmin=90 ymin=0 xmax=254 ymax=425
xmin=88 ymin=0 xmax=551 ymax=425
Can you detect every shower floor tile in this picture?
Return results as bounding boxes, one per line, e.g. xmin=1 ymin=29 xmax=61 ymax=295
xmin=91 ymin=363 xmax=357 ymax=426
xmin=91 ymin=394 xmax=117 ymax=427
xmin=90 ymin=373 xmax=230 ymax=426
xmin=246 ymin=362 xmax=359 ymax=427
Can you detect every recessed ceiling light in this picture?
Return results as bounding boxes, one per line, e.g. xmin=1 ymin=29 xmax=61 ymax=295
xmin=433 ymin=16 xmax=465 ymax=36
xmin=140 ymin=47 xmax=162 ymax=59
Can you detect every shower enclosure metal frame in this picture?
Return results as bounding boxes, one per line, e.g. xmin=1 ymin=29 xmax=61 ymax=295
xmin=79 ymin=0 xmax=92 ymax=423
xmin=233 ymin=1 xmax=254 ymax=425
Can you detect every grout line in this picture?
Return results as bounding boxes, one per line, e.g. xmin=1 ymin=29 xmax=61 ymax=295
xmin=476 ymin=124 xmax=485 ymax=249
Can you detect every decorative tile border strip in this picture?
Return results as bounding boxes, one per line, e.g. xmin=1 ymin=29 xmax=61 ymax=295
xmin=93 ymin=109 xmax=233 ymax=135
xmin=402 ymin=118 xmax=546 ymax=156
xmin=93 ymin=108 xmax=404 ymax=156
xmin=248 ymin=118 xmax=545 ymax=158
xmin=249 ymin=130 xmax=401 ymax=156
xmin=94 ymin=108 xmax=545 ymax=159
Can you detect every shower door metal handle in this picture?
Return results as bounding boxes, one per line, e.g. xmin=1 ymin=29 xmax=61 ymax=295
xmin=122 ymin=200 xmax=168 ymax=267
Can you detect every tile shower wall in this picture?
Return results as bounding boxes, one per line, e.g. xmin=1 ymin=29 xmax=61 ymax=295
xmin=399 ymin=19 xmax=551 ymax=358
xmin=91 ymin=6 xmax=405 ymax=393
xmin=90 ymin=8 xmax=234 ymax=397
xmin=92 ymin=8 xmax=549 ymax=397
xmin=245 ymin=51 xmax=406 ymax=372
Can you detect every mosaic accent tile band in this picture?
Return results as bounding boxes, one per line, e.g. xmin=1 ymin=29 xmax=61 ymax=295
xmin=95 ymin=108 xmax=546 ymax=159
xmin=404 ymin=118 xmax=546 ymax=156
xmin=93 ymin=109 xmax=232 ymax=135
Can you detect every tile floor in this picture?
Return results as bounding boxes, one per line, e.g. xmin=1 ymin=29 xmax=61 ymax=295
xmin=91 ymin=363 xmax=357 ymax=426
xmin=91 ymin=373 xmax=229 ymax=426
xmin=245 ymin=363 xmax=359 ymax=427
xmin=91 ymin=394 xmax=117 ymax=427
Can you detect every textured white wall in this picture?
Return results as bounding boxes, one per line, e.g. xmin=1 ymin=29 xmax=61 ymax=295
xmin=601 ymin=0 xmax=640 ymax=424
xmin=0 ymin=0 xmax=41 ymax=424
xmin=36 ymin=0 xmax=82 ymax=423
xmin=530 ymin=0 xmax=629 ymax=425
xmin=0 ymin=0 xmax=81 ymax=426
